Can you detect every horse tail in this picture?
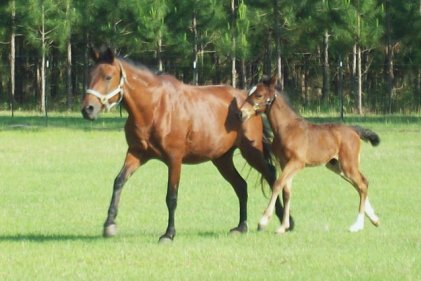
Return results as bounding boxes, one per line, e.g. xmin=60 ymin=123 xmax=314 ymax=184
xmin=261 ymin=116 xmax=277 ymax=194
xmin=351 ymin=125 xmax=380 ymax=146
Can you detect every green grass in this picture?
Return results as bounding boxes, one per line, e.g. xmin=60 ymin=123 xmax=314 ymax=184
xmin=0 ymin=111 xmax=420 ymax=280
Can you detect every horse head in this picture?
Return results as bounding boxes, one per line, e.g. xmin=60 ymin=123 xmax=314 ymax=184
xmin=81 ymin=47 xmax=126 ymax=120
xmin=240 ymin=75 xmax=278 ymax=121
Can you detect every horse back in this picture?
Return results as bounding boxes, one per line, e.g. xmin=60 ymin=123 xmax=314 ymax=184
xmin=133 ymin=83 xmax=262 ymax=163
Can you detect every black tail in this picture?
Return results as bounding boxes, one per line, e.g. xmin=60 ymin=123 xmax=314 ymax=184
xmin=351 ymin=125 xmax=380 ymax=146
xmin=260 ymin=117 xmax=277 ymax=199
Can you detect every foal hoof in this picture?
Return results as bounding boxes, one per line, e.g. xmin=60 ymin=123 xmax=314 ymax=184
xmin=257 ymin=224 xmax=265 ymax=232
xmin=275 ymin=226 xmax=288 ymax=235
xmin=349 ymin=223 xmax=364 ymax=233
xmin=103 ymin=224 xmax=117 ymax=238
xmin=257 ymin=216 xmax=269 ymax=231
xmin=371 ymin=219 xmax=380 ymax=227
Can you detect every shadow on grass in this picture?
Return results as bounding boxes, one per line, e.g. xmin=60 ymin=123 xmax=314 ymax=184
xmin=0 ymin=233 xmax=102 ymax=242
xmin=0 ymin=114 xmax=126 ymax=132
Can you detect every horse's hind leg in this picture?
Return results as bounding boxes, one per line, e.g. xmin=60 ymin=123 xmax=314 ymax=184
xmin=103 ymin=150 xmax=141 ymax=237
xmin=332 ymin=159 xmax=379 ymax=232
xmin=213 ymin=150 xmax=248 ymax=233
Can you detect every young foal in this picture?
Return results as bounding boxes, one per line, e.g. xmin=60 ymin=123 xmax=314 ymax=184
xmin=241 ymin=76 xmax=380 ymax=234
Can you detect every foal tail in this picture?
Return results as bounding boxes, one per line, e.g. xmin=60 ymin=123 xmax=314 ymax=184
xmin=351 ymin=125 xmax=380 ymax=146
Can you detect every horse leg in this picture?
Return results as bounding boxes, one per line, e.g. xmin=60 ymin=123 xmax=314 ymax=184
xmin=213 ymin=150 xmax=248 ymax=234
xmin=327 ymin=159 xmax=379 ymax=231
xmin=103 ymin=150 xmax=141 ymax=237
xmin=239 ymin=144 xmax=292 ymax=229
xmin=275 ymin=178 xmax=293 ymax=234
xmin=159 ymin=157 xmax=182 ymax=243
xmin=258 ymin=160 xmax=302 ymax=232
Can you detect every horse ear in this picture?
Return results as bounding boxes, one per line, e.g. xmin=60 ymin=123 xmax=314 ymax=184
xmin=89 ymin=47 xmax=100 ymax=62
xmin=102 ymin=47 xmax=115 ymax=64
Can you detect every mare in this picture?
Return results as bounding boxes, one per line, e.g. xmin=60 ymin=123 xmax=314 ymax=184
xmin=240 ymin=76 xmax=380 ymax=234
xmin=81 ymin=47 xmax=286 ymax=242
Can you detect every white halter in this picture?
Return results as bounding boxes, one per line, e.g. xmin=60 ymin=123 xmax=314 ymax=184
xmin=86 ymin=62 xmax=126 ymax=111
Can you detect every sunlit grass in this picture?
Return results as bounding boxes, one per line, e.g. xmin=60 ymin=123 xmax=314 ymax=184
xmin=0 ymin=113 xmax=420 ymax=280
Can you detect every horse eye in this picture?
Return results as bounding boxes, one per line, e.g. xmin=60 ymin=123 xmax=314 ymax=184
xmin=105 ymin=76 xmax=112 ymax=81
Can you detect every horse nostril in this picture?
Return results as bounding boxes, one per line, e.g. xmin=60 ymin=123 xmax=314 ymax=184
xmin=85 ymin=105 xmax=94 ymax=114
xmin=81 ymin=104 xmax=96 ymax=120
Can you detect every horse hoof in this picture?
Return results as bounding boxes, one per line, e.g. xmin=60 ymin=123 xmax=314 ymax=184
xmin=230 ymin=223 xmax=248 ymax=235
xmin=371 ymin=219 xmax=380 ymax=227
xmin=349 ymin=224 xmax=364 ymax=233
xmin=257 ymin=223 xmax=266 ymax=232
xmin=103 ymin=224 xmax=117 ymax=237
xmin=275 ymin=226 xmax=287 ymax=235
xmin=158 ymin=236 xmax=173 ymax=244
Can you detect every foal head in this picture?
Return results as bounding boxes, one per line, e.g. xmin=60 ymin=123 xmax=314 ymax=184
xmin=81 ymin=47 xmax=126 ymax=120
xmin=241 ymin=76 xmax=278 ymax=120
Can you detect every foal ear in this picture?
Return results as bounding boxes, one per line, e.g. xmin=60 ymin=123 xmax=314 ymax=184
xmin=270 ymin=75 xmax=278 ymax=88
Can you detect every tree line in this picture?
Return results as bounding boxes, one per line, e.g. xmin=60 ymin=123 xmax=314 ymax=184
xmin=1 ymin=0 xmax=420 ymax=114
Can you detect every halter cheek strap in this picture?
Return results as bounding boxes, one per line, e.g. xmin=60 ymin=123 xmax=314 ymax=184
xmin=86 ymin=62 xmax=126 ymax=111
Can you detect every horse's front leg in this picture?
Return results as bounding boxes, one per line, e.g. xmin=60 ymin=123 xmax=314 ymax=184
xmin=103 ymin=150 xmax=141 ymax=237
xmin=159 ymin=158 xmax=182 ymax=243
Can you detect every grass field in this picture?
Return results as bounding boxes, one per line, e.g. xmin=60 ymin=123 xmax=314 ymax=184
xmin=0 ymin=111 xmax=420 ymax=280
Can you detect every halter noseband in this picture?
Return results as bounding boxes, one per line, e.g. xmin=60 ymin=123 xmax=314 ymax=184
xmin=86 ymin=62 xmax=126 ymax=111
xmin=247 ymin=85 xmax=277 ymax=112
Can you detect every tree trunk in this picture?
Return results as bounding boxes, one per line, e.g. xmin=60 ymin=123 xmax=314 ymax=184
xmin=273 ymin=0 xmax=283 ymax=90
xmin=239 ymin=59 xmax=246 ymax=89
xmin=40 ymin=4 xmax=46 ymax=113
xmin=10 ymin=0 xmax=16 ymax=116
xmin=263 ymin=33 xmax=272 ymax=77
xmin=66 ymin=40 xmax=73 ymax=110
xmin=192 ymin=10 xmax=198 ymax=85
xmin=231 ymin=0 xmax=238 ymax=88
xmin=357 ymin=44 xmax=362 ymax=114
xmin=351 ymin=44 xmax=357 ymax=105
xmin=322 ymin=30 xmax=330 ymax=102
xmin=417 ymin=68 xmax=421 ymax=111
xmin=157 ymin=32 xmax=163 ymax=72
xmin=385 ymin=0 xmax=394 ymax=113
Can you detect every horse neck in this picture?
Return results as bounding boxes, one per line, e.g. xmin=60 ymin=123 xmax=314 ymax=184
xmin=266 ymin=94 xmax=300 ymax=134
xmin=119 ymin=59 xmax=160 ymax=122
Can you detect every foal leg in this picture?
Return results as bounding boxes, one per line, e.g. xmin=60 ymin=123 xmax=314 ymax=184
xmin=258 ymin=160 xmax=302 ymax=232
xmin=340 ymin=164 xmax=378 ymax=232
xmin=328 ymin=157 xmax=380 ymax=232
xmin=239 ymin=143 xmax=290 ymax=229
xmin=103 ymin=150 xmax=141 ymax=237
xmin=159 ymin=157 xmax=182 ymax=243
xmin=213 ymin=150 xmax=248 ymax=234
xmin=275 ymin=178 xmax=293 ymax=234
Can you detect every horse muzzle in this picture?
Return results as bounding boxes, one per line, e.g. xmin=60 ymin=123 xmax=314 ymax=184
xmin=239 ymin=108 xmax=255 ymax=122
xmin=81 ymin=102 xmax=101 ymax=120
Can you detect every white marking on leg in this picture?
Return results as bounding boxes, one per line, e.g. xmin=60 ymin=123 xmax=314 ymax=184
xmin=259 ymin=216 xmax=269 ymax=228
xmin=349 ymin=213 xmax=365 ymax=232
xmin=275 ymin=225 xmax=287 ymax=235
xmin=258 ymin=196 xmax=277 ymax=230
xmin=365 ymin=198 xmax=379 ymax=225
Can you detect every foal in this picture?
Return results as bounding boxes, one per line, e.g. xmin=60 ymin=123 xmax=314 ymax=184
xmin=241 ymin=76 xmax=380 ymax=234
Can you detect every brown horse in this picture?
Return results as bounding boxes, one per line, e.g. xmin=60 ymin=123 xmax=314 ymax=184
xmin=241 ymin=76 xmax=380 ymax=234
xmin=81 ymin=47 xmax=287 ymax=242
